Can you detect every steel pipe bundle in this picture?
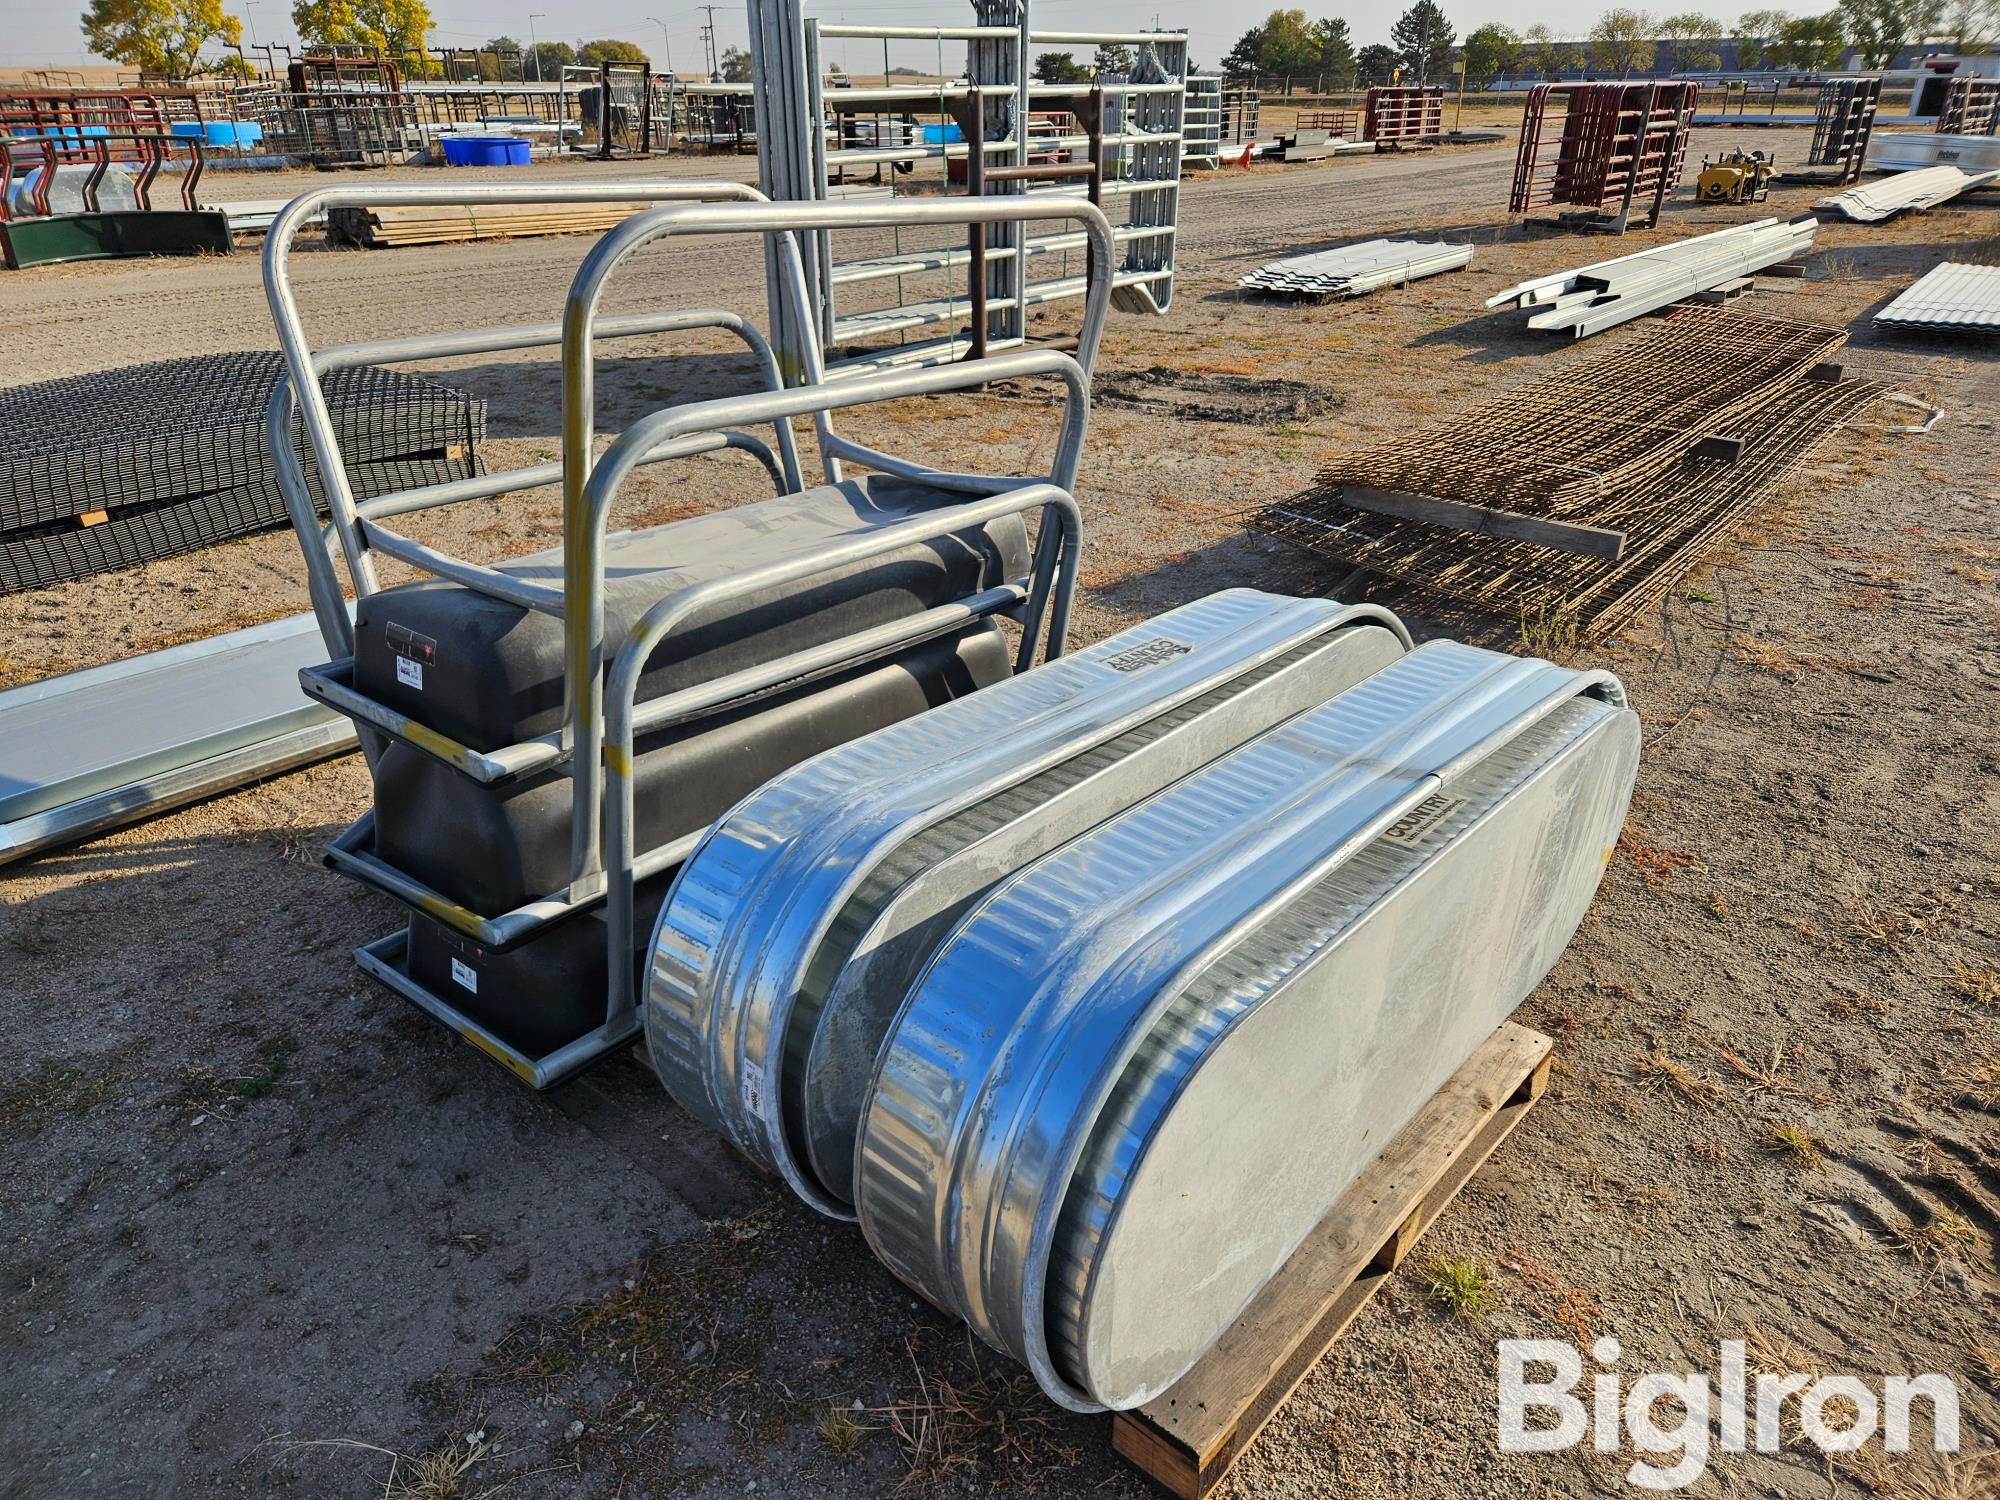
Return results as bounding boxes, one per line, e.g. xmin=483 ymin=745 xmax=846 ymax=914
xmin=1486 ymin=217 xmax=1816 ymax=338
xmin=1875 ymin=261 xmax=2000 ymax=332
xmin=648 ymin=588 xmax=1637 ymax=1411
xmin=1238 ymin=238 xmax=1472 ymax=298
xmin=1815 ymin=164 xmax=2000 ymax=221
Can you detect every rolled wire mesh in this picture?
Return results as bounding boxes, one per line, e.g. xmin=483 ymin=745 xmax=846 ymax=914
xmin=1303 ymin=308 xmax=1847 ymax=519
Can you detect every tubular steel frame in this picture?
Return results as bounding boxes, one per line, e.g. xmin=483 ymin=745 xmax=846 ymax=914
xmin=263 ymin=183 xmax=1111 ymax=1085
xmin=1510 ymin=82 xmax=1699 ymax=233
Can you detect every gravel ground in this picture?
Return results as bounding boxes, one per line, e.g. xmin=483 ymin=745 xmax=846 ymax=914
xmin=1 ymin=131 xmax=1997 ymax=1500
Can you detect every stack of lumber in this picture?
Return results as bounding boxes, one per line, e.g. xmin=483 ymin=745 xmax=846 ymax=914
xmin=327 ymin=201 xmax=660 ymax=248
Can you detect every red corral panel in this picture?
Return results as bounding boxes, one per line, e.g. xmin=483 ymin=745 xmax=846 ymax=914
xmin=1509 ymin=82 xmax=1699 ymax=219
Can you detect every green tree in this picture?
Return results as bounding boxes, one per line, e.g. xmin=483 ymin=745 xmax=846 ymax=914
xmin=1837 ymin=0 xmax=1941 ymax=62
xmin=1092 ymin=42 xmax=1134 ymax=72
xmin=1313 ymin=17 xmax=1358 ymax=84
xmin=1257 ymin=9 xmax=1326 ymax=75
xmin=1775 ymin=9 xmax=1848 ymax=61
xmin=1733 ymin=7 xmax=1789 ymax=65
xmin=530 ymin=39 xmax=574 ymax=76
xmin=1392 ymin=0 xmax=1457 ymax=80
xmin=1032 ymin=50 xmax=1090 ymax=82
xmin=1221 ymin=26 xmax=1266 ymax=74
xmin=1357 ymin=40 xmax=1402 ymax=79
xmin=577 ymin=37 xmax=648 ymax=66
xmin=1522 ymin=22 xmax=1560 ymax=74
xmin=82 ymin=0 xmax=242 ymax=77
xmin=1658 ymin=10 xmax=1725 ymax=67
xmin=1461 ymin=21 xmax=1519 ymax=80
xmin=1941 ymin=0 xmax=1997 ymax=49
xmin=479 ymin=34 xmax=519 ymax=80
xmin=1589 ymin=6 xmax=1657 ymax=73
xmin=292 ymin=0 xmax=434 ymax=66
xmin=717 ymin=43 xmax=750 ymax=80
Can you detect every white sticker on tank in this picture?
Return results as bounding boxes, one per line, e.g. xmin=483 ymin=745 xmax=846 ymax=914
xmin=396 ymin=656 xmax=424 ymax=691
xmin=741 ymin=1060 xmax=766 ymax=1121
xmin=450 ymin=957 xmax=477 ymax=993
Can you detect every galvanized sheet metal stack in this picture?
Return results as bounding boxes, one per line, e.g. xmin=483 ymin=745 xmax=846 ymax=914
xmin=1814 ymin=164 xmax=2000 ymax=221
xmin=646 ymin=588 xmax=1639 ymax=1411
xmin=1486 ymin=217 xmax=1817 ymax=337
xmin=1239 ymin=239 xmax=1472 ymax=299
xmin=1875 ymin=261 xmax=2000 ymax=332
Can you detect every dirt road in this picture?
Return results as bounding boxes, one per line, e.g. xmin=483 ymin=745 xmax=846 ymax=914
xmin=1 ymin=131 xmax=1996 ymax=1499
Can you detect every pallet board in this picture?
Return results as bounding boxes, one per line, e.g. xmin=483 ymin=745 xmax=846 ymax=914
xmin=1111 ymin=1022 xmax=1554 ymax=1499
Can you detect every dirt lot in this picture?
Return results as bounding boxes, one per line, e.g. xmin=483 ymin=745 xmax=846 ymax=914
xmin=2 ymin=131 xmax=1997 ymax=1500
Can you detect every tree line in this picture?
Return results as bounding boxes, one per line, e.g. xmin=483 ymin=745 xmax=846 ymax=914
xmin=79 ymin=0 xmax=691 ymax=81
xmin=1220 ymin=0 xmax=1997 ymax=86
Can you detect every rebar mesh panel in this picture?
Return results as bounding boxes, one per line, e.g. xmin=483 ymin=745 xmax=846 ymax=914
xmin=1308 ymin=307 xmax=1845 ymax=519
xmin=1253 ymin=365 xmax=1878 ymax=638
xmin=0 ymin=352 xmax=485 ymax=530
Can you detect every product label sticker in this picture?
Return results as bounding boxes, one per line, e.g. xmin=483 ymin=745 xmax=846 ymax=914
xmin=1380 ymin=794 xmax=1464 ymax=849
xmin=396 ymin=656 xmax=424 ymax=691
xmin=1103 ymin=637 xmax=1192 ymax=674
xmin=450 ymin=957 xmax=477 ymax=993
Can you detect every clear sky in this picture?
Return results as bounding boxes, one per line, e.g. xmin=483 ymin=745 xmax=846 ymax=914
xmin=3 ymin=0 xmax=1623 ymax=71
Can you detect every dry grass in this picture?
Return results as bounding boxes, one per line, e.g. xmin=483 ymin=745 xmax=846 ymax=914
xmin=1885 ymin=1210 xmax=1986 ymax=1276
xmin=873 ymin=1332 xmax=1080 ymax=1496
xmin=279 ymin=1434 xmax=507 ymax=1500
xmin=1950 ymin=965 xmax=1999 ymax=1011
xmin=1939 ymin=1053 xmax=2000 ymax=1111
xmin=1618 ymin=826 xmax=1706 ymax=889
xmin=1761 ymin=1122 xmax=1823 ymax=1168
xmin=817 ymin=1403 xmax=870 ymax=1461
xmin=1629 ymin=1051 xmax=1722 ymax=1105
xmin=1707 ymin=1041 xmax=1833 ymax=1105
xmin=1417 ymin=1257 xmax=1495 ymax=1320
xmin=1499 ymin=1253 xmax=1601 ymax=1346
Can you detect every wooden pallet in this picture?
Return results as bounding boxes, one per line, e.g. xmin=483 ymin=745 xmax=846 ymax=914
xmin=1110 ymin=1021 xmax=1555 ymax=1499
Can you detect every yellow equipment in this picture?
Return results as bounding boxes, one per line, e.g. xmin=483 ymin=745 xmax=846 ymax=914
xmin=1696 ymin=149 xmax=1776 ymax=204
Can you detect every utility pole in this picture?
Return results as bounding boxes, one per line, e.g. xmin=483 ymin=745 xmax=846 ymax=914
xmin=699 ymin=4 xmax=720 ymax=79
xmin=242 ymin=0 xmax=260 ymax=48
xmin=528 ymin=12 xmax=545 ymax=82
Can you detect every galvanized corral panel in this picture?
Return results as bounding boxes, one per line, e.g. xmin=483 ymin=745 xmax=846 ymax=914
xmin=854 ymin=640 xmax=1637 ymax=1411
xmin=645 ymin=590 xmax=1412 ymax=1214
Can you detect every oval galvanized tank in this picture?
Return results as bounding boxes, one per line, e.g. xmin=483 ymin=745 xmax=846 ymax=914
xmin=854 ymin=641 xmax=1638 ymax=1410
xmin=644 ymin=589 xmax=1412 ymax=1216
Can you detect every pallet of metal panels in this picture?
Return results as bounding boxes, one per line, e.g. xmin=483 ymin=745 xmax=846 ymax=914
xmin=1364 ymin=86 xmax=1443 ymax=144
xmin=1239 ymin=238 xmax=1472 ymax=299
xmin=1936 ymin=75 xmax=2000 ymax=137
xmin=1183 ymin=74 xmax=1222 ymax=168
xmin=1509 ymin=81 xmax=1698 ymax=233
xmin=747 ymin=0 xmax=1189 ymax=377
xmin=1805 ymin=76 xmax=1881 ymax=185
xmin=1874 ymin=261 xmax=2000 ymax=333
xmin=1485 ymin=216 xmax=1817 ymax=337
